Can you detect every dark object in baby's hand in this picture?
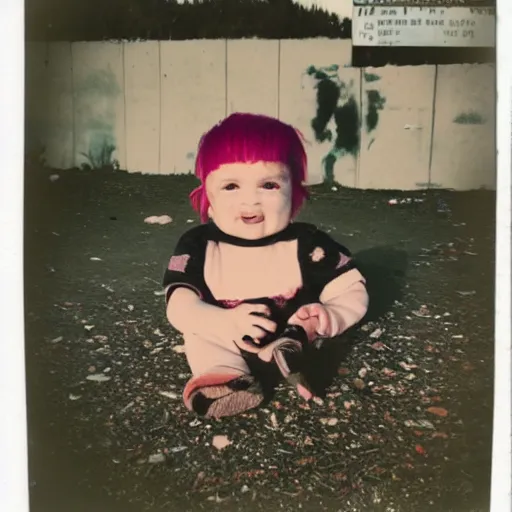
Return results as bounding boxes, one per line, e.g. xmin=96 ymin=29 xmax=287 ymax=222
xmin=243 ymin=311 xmax=274 ymax=348
xmin=250 ymin=311 xmax=269 ymax=319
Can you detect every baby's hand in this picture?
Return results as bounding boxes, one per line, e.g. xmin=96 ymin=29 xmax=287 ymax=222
xmin=222 ymin=303 xmax=277 ymax=350
xmin=288 ymin=303 xmax=331 ymax=341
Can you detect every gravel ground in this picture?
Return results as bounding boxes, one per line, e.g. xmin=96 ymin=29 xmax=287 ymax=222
xmin=24 ymin=166 xmax=495 ymax=512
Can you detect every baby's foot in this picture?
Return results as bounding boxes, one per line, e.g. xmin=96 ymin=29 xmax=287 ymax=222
xmin=187 ymin=375 xmax=264 ymax=419
xmin=270 ymin=333 xmax=315 ymax=401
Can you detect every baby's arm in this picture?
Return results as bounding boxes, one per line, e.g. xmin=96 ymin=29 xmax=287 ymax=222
xmin=316 ymin=267 xmax=369 ymax=336
xmin=163 ymin=226 xmax=223 ymax=338
xmin=288 ymin=225 xmax=369 ymax=339
xmin=167 ymin=288 xmax=275 ymax=345
xmin=167 ymin=287 xmax=221 ymax=338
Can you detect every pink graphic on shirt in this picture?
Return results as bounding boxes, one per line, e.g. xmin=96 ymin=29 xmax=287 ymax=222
xmin=219 ymin=298 xmax=243 ymax=309
xmin=336 ymin=252 xmax=351 ymax=269
xmin=310 ymin=247 xmax=326 ymax=262
xmin=271 ymin=287 xmax=299 ymax=308
xmin=168 ymin=254 xmax=190 ymax=273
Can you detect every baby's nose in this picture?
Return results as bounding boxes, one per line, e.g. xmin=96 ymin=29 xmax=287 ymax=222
xmin=241 ymin=188 xmax=261 ymax=204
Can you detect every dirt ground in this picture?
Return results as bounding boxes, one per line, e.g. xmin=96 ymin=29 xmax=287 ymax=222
xmin=24 ymin=165 xmax=495 ymax=512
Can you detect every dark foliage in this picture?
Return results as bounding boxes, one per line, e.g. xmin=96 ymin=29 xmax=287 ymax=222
xmin=26 ymin=0 xmax=352 ymax=42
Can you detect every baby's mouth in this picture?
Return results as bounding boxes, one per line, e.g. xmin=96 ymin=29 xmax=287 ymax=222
xmin=241 ymin=214 xmax=264 ymax=224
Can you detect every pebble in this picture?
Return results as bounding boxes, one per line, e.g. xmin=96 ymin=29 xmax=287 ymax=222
xmin=369 ymin=328 xmax=383 ymax=339
xmin=159 ymin=391 xmax=179 ymax=400
xmin=86 ymin=373 xmax=111 ymax=382
xmin=320 ymin=418 xmax=338 ymax=426
xmin=148 ymin=453 xmax=166 ymax=464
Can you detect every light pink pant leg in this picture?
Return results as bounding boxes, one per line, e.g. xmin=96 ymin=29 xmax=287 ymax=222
xmin=182 ymin=333 xmax=252 ymax=409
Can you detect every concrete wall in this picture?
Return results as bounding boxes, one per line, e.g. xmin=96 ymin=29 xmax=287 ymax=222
xmin=25 ymin=39 xmax=496 ymax=191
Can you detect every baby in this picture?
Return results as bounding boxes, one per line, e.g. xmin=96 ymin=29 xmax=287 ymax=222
xmin=163 ymin=113 xmax=369 ymax=419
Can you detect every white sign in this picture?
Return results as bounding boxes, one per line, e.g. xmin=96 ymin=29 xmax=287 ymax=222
xmin=352 ymin=6 xmax=496 ymax=47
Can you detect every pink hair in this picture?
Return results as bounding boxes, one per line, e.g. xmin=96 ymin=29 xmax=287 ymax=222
xmin=189 ymin=113 xmax=309 ymax=223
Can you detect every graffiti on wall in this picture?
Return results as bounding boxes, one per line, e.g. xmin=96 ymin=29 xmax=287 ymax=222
xmin=75 ymin=67 xmax=121 ymax=170
xmin=305 ymin=65 xmax=386 ymax=184
xmin=453 ymin=110 xmax=486 ymax=125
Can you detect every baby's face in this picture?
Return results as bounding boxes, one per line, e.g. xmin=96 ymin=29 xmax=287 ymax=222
xmin=205 ymin=161 xmax=293 ymax=240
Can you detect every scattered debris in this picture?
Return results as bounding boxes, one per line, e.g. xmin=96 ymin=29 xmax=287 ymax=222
xmin=49 ymin=174 xmax=59 ymax=182
xmin=382 ymin=368 xmax=397 ymax=377
xmin=388 ymin=198 xmax=424 ymax=206
xmin=404 ymin=419 xmax=435 ymax=429
xmin=436 ymin=198 xmax=451 ymax=214
xmin=159 ymin=391 xmax=179 ymax=400
xmin=192 ymin=471 xmax=206 ymax=490
xmin=168 ymin=446 xmax=187 ymax=454
xmin=207 ymin=494 xmax=229 ymax=503
xmin=312 ymin=396 xmax=324 ymax=406
xmin=427 ymin=407 xmax=449 ymax=418
xmin=399 ymin=361 xmax=418 ymax=371
xmin=86 ymin=373 xmax=111 ymax=382
xmin=172 ymin=345 xmax=186 ymax=354
xmin=212 ymin=435 xmax=232 ymax=451
xmin=353 ymin=378 xmax=366 ymax=390
xmin=456 ymin=290 xmax=476 ymax=297
xmin=415 ymin=444 xmax=427 ymax=456
xmin=369 ymin=328 xmax=383 ymax=339
xmin=412 ymin=305 xmax=431 ymax=318
xmin=90 ymin=257 xmax=102 ymax=261
xmin=320 ymin=418 xmax=338 ymax=426
xmin=148 ymin=453 xmax=166 ymax=464
xmin=144 ymin=215 xmax=173 ymax=225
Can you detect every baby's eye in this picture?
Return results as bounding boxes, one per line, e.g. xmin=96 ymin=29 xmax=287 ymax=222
xmin=262 ymin=181 xmax=280 ymax=190
xmin=223 ymin=183 xmax=238 ymax=191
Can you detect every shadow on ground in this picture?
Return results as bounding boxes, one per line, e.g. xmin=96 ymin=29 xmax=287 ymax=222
xmin=304 ymin=246 xmax=409 ymax=397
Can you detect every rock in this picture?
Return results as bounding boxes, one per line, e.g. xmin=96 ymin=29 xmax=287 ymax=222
xmin=144 ymin=215 xmax=173 ymax=225
xmin=369 ymin=328 xmax=383 ymax=339
xmin=148 ymin=453 xmax=166 ymax=464
xmin=353 ymin=378 xmax=366 ymax=390
xmin=86 ymin=373 xmax=111 ymax=382
xmin=212 ymin=435 xmax=232 ymax=451
xmin=159 ymin=391 xmax=179 ymax=400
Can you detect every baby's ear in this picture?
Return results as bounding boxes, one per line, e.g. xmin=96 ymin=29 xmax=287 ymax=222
xmin=207 ymin=206 xmax=213 ymax=218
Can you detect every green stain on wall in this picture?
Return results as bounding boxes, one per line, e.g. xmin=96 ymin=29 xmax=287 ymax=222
xmin=307 ymin=64 xmax=360 ymax=184
xmin=76 ymin=67 xmax=121 ymax=170
xmin=75 ymin=68 xmax=122 ymax=97
xmin=453 ymin=111 xmax=486 ymax=125
xmin=366 ymin=90 xmax=386 ymax=133
xmin=364 ymin=72 xmax=381 ymax=83
xmin=333 ymin=96 xmax=360 ymax=157
xmin=80 ymin=119 xmax=117 ymax=170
